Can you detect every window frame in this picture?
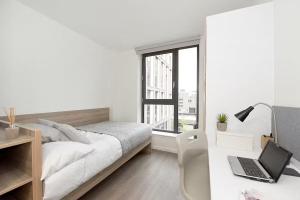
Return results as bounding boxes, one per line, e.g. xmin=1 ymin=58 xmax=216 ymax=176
xmin=141 ymin=45 xmax=199 ymax=133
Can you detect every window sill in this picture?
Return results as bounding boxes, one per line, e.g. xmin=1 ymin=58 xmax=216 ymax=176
xmin=152 ymin=131 xmax=178 ymax=137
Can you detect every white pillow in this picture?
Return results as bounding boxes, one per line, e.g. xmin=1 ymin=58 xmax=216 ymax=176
xmin=42 ymin=141 xmax=94 ymax=180
xmin=23 ymin=123 xmax=69 ymax=143
xmin=54 ymin=123 xmax=91 ymax=144
xmin=38 ymin=119 xmax=59 ymax=127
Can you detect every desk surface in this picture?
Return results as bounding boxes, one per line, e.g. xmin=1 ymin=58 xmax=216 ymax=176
xmin=209 ymin=146 xmax=300 ymax=200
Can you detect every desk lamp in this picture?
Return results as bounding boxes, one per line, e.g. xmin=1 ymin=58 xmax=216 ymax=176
xmin=234 ymin=102 xmax=278 ymax=144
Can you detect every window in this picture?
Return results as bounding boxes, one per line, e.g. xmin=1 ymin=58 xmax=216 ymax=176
xmin=146 ymin=105 xmax=150 ymax=123
xmin=142 ymin=46 xmax=199 ymax=133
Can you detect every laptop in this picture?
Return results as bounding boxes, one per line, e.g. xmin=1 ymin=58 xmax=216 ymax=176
xmin=228 ymin=141 xmax=293 ymax=183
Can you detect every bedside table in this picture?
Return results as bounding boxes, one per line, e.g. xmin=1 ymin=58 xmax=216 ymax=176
xmin=0 ymin=121 xmax=42 ymax=200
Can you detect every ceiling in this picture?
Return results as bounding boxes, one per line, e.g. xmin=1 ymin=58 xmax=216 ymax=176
xmin=17 ymin=0 xmax=257 ymax=50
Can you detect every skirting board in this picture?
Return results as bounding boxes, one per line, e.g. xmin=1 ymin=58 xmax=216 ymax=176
xmin=151 ymin=145 xmax=177 ymax=154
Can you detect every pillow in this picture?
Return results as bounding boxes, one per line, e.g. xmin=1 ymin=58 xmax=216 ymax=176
xmin=23 ymin=123 xmax=69 ymax=143
xmin=42 ymin=141 xmax=94 ymax=180
xmin=38 ymin=119 xmax=59 ymax=127
xmin=54 ymin=123 xmax=91 ymax=144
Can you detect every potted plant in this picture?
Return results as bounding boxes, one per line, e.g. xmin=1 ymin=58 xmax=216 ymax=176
xmin=3 ymin=107 xmax=19 ymax=139
xmin=217 ymin=113 xmax=228 ymax=132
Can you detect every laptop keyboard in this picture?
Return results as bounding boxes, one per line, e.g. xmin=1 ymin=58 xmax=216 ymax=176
xmin=237 ymin=157 xmax=267 ymax=179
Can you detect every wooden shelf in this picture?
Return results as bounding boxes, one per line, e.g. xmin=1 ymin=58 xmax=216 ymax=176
xmin=0 ymin=194 xmax=17 ymax=200
xmin=0 ymin=165 xmax=32 ymax=195
xmin=0 ymin=121 xmax=42 ymax=200
xmin=0 ymin=131 xmax=33 ymax=150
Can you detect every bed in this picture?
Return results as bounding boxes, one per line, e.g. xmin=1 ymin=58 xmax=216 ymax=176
xmin=13 ymin=108 xmax=152 ymax=200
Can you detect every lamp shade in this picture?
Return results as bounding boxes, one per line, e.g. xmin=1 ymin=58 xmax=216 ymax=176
xmin=235 ymin=106 xmax=255 ymax=122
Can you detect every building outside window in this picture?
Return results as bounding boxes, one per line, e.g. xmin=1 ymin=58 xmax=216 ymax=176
xmin=142 ymin=46 xmax=199 ymax=133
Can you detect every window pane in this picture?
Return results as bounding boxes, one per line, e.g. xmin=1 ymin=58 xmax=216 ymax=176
xmin=144 ymin=104 xmax=174 ymax=131
xmin=145 ymin=53 xmax=173 ymax=99
xmin=178 ymin=47 xmax=198 ymax=132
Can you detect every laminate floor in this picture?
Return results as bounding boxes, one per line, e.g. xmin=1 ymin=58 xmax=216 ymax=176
xmin=80 ymin=150 xmax=184 ymax=200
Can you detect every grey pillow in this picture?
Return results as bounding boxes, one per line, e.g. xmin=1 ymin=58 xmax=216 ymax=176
xmin=38 ymin=119 xmax=59 ymax=127
xmin=54 ymin=124 xmax=91 ymax=144
xmin=23 ymin=123 xmax=69 ymax=143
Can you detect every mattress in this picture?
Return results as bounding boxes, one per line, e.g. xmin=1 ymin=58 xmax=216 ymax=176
xmin=43 ymin=132 xmax=122 ymax=200
xmin=78 ymin=121 xmax=152 ymax=155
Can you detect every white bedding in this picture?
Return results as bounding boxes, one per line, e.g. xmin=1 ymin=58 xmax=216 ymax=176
xmin=43 ymin=132 xmax=122 ymax=200
xmin=42 ymin=141 xmax=94 ymax=180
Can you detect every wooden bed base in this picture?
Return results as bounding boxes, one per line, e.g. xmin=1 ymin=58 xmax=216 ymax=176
xmin=2 ymin=108 xmax=152 ymax=200
xmin=63 ymin=139 xmax=151 ymax=200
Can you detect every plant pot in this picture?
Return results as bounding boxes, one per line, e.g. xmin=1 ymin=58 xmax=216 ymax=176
xmin=4 ymin=127 xmax=19 ymax=139
xmin=217 ymin=122 xmax=227 ymax=132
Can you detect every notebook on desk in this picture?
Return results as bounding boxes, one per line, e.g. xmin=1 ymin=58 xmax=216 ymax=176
xmin=228 ymin=141 xmax=293 ymax=183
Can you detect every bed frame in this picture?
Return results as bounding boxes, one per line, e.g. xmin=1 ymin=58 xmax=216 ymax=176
xmin=6 ymin=108 xmax=151 ymax=200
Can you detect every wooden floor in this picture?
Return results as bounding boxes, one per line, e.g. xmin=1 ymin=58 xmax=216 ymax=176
xmin=80 ymin=150 xmax=184 ymax=200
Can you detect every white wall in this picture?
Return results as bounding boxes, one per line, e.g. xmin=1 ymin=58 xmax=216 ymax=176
xmin=253 ymin=0 xmax=273 ymax=4
xmin=274 ymin=0 xmax=300 ymax=107
xmin=206 ymin=3 xmax=274 ymax=145
xmin=111 ymin=50 xmax=141 ymax=122
xmin=0 ymin=0 xmax=117 ymax=115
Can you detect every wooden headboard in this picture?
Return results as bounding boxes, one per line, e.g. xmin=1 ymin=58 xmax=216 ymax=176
xmin=1 ymin=108 xmax=109 ymax=127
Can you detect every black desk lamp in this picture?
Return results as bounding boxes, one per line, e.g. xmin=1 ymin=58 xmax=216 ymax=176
xmin=235 ymin=102 xmax=278 ymax=143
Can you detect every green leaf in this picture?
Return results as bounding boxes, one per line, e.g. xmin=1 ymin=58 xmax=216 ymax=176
xmin=217 ymin=113 xmax=228 ymax=123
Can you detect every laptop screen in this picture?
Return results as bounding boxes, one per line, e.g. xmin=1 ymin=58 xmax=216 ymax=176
xmin=259 ymin=141 xmax=293 ymax=182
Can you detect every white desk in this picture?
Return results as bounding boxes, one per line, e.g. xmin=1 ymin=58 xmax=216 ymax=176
xmin=208 ymin=146 xmax=300 ymax=200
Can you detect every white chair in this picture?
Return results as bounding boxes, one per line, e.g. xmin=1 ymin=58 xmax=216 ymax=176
xmin=176 ymin=130 xmax=210 ymax=200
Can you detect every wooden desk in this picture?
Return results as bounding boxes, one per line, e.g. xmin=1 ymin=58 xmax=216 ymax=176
xmin=208 ymin=146 xmax=300 ymax=200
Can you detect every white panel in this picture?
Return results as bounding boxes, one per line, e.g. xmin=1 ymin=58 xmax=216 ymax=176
xmin=274 ymin=0 xmax=300 ymax=107
xmin=206 ymin=3 xmax=274 ymax=145
xmin=217 ymin=131 xmax=254 ymax=151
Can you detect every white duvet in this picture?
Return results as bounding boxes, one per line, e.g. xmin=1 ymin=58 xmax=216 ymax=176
xmin=43 ymin=132 xmax=122 ymax=200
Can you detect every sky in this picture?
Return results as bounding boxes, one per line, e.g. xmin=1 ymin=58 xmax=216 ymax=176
xmin=178 ymin=47 xmax=198 ymax=92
